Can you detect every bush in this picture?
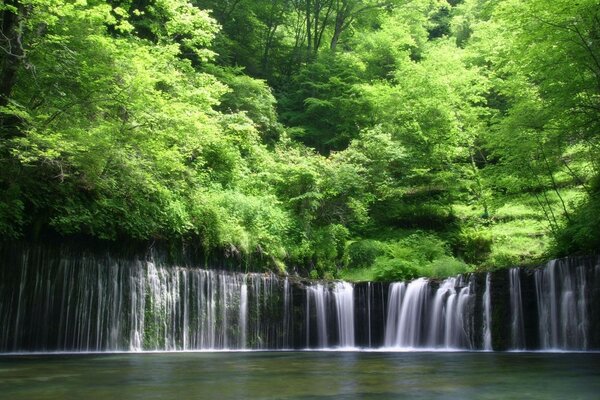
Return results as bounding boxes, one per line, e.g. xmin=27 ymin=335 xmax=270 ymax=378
xmin=423 ymin=256 xmax=470 ymax=278
xmin=553 ymin=176 xmax=600 ymax=256
xmin=372 ymin=232 xmax=470 ymax=281
xmin=345 ymin=239 xmax=384 ymax=269
xmin=373 ymin=257 xmax=419 ymax=281
xmin=455 ymin=228 xmax=493 ymax=265
xmin=386 ymin=232 xmax=447 ymax=262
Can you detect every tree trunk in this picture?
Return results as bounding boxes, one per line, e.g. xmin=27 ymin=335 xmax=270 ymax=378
xmin=0 ymin=1 xmax=29 ymax=139
xmin=0 ymin=2 xmax=26 ymax=108
xmin=330 ymin=1 xmax=348 ymax=51
xmin=313 ymin=0 xmax=334 ymax=56
xmin=306 ymin=0 xmax=312 ymax=61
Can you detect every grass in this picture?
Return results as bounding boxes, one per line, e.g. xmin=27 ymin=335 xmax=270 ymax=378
xmin=338 ymin=267 xmax=378 ymax=282
xmin=480 ymin=187 xmax=586 ymax=268
xmin=338 ymin=184 xmax=588 ymax=282
xmin=493 ymin=204 xmax=540 ymax=221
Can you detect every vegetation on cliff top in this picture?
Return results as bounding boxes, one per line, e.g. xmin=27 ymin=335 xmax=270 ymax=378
xmin=0 ymin=0 xmax=598 ymax=280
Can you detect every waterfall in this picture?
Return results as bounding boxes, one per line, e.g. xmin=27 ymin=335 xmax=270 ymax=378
xmin=306 ymin=282 xmax=357 ymax=348
xmin=384 ymin=277 xmax=475 ymax=349
xmin=384 ymin=282 xmax=406 ymax=347
xmin=509 ymin=268 xmax=525 ymax=349
xmin=367 ymin=282 xmax=372 ymax=347
xmin=282 ymin=278 xmax=291 ymax=349
xmin=333 ymin=282 xmax=355 ymax=348
xmin=384 ymin=279 xmax=429 ymax=348
xmin=305 ymin=288 xmax=311 ymax=348
xmin=443 ymin=276 xmax=475 ymax=349
xmin=0 ymin=250 xmax=289 ymax=352
xmin=427 ymin=278 xmax=455 ymax=347
xmin=239 ymin=281 xmax=248 ymax=349
xmin=0 ymin=246 xmax=597 ymax=352
xmin=455 ymin=277 xmax=475 ymax=348
xmin=307 ymin=284 xmax=329 ymax=348
xmin=535 ymin=259 xmax=590 ymax=350
xmin=482 ymin=273 xmax=492 ymax=351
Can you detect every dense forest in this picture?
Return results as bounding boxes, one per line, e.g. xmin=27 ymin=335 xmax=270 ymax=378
xmin=0 ymin=0 xmax=598 ymax=280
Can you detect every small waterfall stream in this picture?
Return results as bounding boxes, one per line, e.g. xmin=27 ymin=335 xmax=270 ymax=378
xmin=333 ymin=282 xmax=355 ymax=348
xmin=384 ymin=279 xmax=428 ymax=348
xmin=307 ymin=284 xmax=329 ymax=348
xmin=239 ymin=281 xmax=248 ymax=349
xmin=482 ymin=273 xmax=492 ymax=351
xmin=0 ymin=246 xmax=598 ymax=352
xmin=509 ymin=268 xmax=525 ymax=349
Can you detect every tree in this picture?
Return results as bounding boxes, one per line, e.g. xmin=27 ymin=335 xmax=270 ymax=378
xmin=471 ymin=0 xmax=600 ymax=238
xmin=279 ymin=51 xmax=372 ymax=153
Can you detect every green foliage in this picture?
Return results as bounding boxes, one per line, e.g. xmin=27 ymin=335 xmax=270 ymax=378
xmin=189 ymin=190 xmax=290 ymax=258
xmin=373 ymin=232 xmax=470 ymax=281
xmin=279 ymin=52 xmax=372 ymax=153
xmin=455 ymin=228 xmax=492 ymax=266
xmin=0 ymin=0 xmax=291 ymax=268
xmin=0 ymin=182 xmax=24 ymax=238
xmin=554 ymin=176 xmax=600 ymax=256
xmin=338 ymin=266 xmax=378 ymax=282
xmin=304 ymin=224 xmax=350 ymax=277
xmin=425 ymin=256 xmax=471 ymax=279
xmin=373 ymin=257 xmax=420 ymax=282
xmin=0 ymin=0 xmax=597 ymax=280
xmin=345 ymin=240 xmax=384 ymax=269
xmin=210 ymin=67 xmax=283 ymax=143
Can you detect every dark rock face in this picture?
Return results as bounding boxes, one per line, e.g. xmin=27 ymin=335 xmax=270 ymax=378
xmin=0 ymin=242 xmax=598 ymax=352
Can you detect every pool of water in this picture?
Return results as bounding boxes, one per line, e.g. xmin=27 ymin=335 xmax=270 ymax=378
xmin=1 ymin=351 xmax=599 ymax=399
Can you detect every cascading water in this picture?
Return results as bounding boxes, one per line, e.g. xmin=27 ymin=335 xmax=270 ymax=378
xmin=0 ymin=246 xmax=598 ymax=352
xmin=333 ymin=282 xmax=355 ymax=348
xmin=384 ymin=282 xmax=406 ymax=347
xmin=282 ymin=278 xmax=291 ymax=349
xmin=448 ymin=277 xmax=473 ymax=349
xmin=482 ymin=273 xmax=492 ymax=351
xmin=384 ymin=277 xmax=476 ymax=349
xmin=239 ymin=281 xmax=248 ymax=349
xmin=307 ymin=284 xmax=329 ymax=348
xmin=427 ymin=278 xmax=454 ymax=347
xmin=443 ymin=276 xmax=475 ymax=349
xmin=509 ymin=268 xmax=525 ymax=349
xmin=0 ymin=250 xmax=290 ymax=352
xmin=384 ymin=279 xmax=429 ymax=348
xmin=367 ymin=283 xmax=372 ymax=347
xmin=535 ymin=258 xmax=591 ymax=350
xmin=305 ymin=281 xmax=357 ymax=348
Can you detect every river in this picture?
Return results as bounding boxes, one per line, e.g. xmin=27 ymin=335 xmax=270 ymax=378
xmin=1 ymin=351 xmax=599 ymax=399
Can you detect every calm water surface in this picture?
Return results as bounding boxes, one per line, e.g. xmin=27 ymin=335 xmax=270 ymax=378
xmin=1 ymin=352 xmax=599 ymax=399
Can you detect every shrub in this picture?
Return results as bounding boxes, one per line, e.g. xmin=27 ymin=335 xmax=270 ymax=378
xmin=373 ymin=257 xmax=419 ymax=282
xmin=553 ymin=176 xmax=600 ymax=256
xmin=372 ymin=232 xmax=470 ymax=281
xmin=345 ymin=239 xmax=384 ymax=269
xmin=423 ymin=256 xmax=470 ymax=278
xmin=455 ymin=228 xmax=493 ymax=265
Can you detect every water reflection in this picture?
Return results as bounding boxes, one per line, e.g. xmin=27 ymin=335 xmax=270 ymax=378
xmin=0 ymin=352 xmax=599 ymax=399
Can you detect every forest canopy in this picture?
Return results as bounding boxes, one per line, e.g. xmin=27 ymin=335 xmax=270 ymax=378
xmin=0 ymin=0 xmax=598 ymax=279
